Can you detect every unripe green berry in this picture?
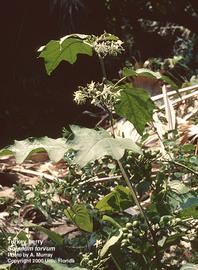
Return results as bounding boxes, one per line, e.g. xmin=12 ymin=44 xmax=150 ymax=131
xmin=132 ymin=220 xmax=139 ymax=227
xmin=126 ymin=222 xmax=133 ymax=229
xmin=127 ymin=233 xmax=133 ymax=240
xmin=122 ymin=227 xmax=128 ymax=233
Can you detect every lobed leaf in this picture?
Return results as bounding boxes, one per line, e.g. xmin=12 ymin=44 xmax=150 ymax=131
xmin=69 ymin=125 xmax=142 ymax=167
xmin=38 ymin=34 xmax=93 ymax=75
xmin=169 ymin=180 xmax=190 ymax=195
xmin=0 ymin=137 xmax=69 ymax=163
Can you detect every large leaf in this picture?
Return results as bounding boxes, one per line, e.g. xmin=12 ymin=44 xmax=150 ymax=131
xmin=38 ymin=34 xmax=93 ymax=75
xmin=96 ymin=185 xmax=133 ymax=212
xmin=169 ymin=180 xmax=190 ymax=195
xmin=115 ymin=84 xmax=155 ymax=135
xmin=0 ymin=137 xmax=69 ymax=163
xmin=44 ymin=260 xmax=87 ymax=270
xmin=69 ymin=125 xmax=142 ymax=167
xmin=100 ymin=229 xmax=123 ymax=257
xmin=64 ymin=203 xmax=93 ymax=232
xmin=180 ymin=264 xmax=198 ymax=270
xmin=122 ymin=67 xmax=178 ymax=89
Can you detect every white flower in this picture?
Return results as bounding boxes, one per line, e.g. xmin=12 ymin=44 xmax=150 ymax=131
xmin=73 ymin=90 xmax=87 ymax=104
xmin=94 ymin=239 xmax=103 ymax=248
xmin=87 ymin=81 xmax=96 ymax=93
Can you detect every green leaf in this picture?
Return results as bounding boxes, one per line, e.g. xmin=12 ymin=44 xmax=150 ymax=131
xmin=161 ymin=74 xmax=178 ymax=89
xmin=44 ymin=260 xmax=87 ymax=270
xmin=135 ymin=68 xmax=162 ymax=79
xmin=96 ymin=185 xmax=133 ymax=212
xmin=0 ymin=148 xmax=12 ymax=157
xmin=115 ymin=84 xmax=155 ymax=135
xmin=38 ymin=34 xmax=93 ymax=75
xmin=162 ymin=233 xmax=184 ymax=249
xmin=0 ymin=265 xmax=11 ymax=270
xmin=122 ymin=67 xmax=136 ymax=77
xmin=17 ymin=231 xmax=28 ymax=241
xmin=169 ymin=180 xmax=190 ymax=194
xmin=180 ymin=197 xmax=198 ymax=219
xmin=100 ymin=33 xmax=120 ymax=41
xmin=100 ymin=229 xmax=123 ymax=257
xmin=24 ymin=223 xmax=63 ymax=245
xmin=0 ymin=137 xmax=69 ymax=163
xmin=64 ymin=203 xmax=93 ymax=232
xmin=69 ymin=125 xmax=142 ymax=167
xmin=157 ymin=236 xmax=167 ymax=247
xmin=180 ymin=264 xmax=198 ymax=270
xmin=122 ymin=67 xmax=177 ymax=89
xmin=102 ymin=215 xmax=122 ymax=228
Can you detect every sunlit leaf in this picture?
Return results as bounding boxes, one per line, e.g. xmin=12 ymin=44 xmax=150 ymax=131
xmin=96 ymin=185 xmax=133 ymax=212
xmin=180 ymin=264 xmax=198 ymax=270
xmin=0 ymin=265 xmax=11 ymax=270
xmin=69 ymin=125 xmax=142 ymax=167
xmin=0 ymin=137 xmax=69 ymax=163
xmin=64 ymin=203 xmax=93 ymax=232
xmin=169 ymin=180 xmax=190 ymax=194
xmin=100 ymin=229 xmax=123 ymax=257
xmin=38 ymin=34 xmax=93 ymax=75
xmin=180 ymin=197 xmax=198 ymax=219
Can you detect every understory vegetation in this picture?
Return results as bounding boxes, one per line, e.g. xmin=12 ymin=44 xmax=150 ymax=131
xmin=0 ymin=33 xmax=198 ymax=270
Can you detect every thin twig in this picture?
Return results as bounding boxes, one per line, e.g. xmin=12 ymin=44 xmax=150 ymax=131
xmin=164 ymin=160 xmax=198 ymax=176
xmin=10 ymin=167 xmax=56 ymax=181
xmin=81 ymin=175 xmax=122 ymax=184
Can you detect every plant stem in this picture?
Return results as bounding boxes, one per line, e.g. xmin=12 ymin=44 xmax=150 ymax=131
xmin=99 ymin=56 xmax=107 ymax=81
xmin=164 ymin=160 xmax=198 ymax=176
xmin=117 ymin=160 xmax=161 ymax=269
xmin=117 ymin=160 xmax=144 ymax=217
xmin=113 ymin=76 xmax=127 ymax=89
xmin=97 ymin=49 xmax=161 ymax=268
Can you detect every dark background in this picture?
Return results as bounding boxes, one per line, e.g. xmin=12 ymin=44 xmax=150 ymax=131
xmin=0 ymin=0 xmax=198 ymax=147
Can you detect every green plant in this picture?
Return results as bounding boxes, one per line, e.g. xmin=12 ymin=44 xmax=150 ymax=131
xmin=0 ymin=32 xmax=198 ymax=270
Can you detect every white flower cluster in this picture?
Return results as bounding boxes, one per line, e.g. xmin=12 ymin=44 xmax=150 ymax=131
xmin=93 ymin=39 xmax=124 ymax=58
xmin=74 ymin=81 xmax=120 ymax=110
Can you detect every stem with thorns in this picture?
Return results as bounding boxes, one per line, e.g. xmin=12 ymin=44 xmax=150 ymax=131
xmin=98 ymin=55 xmax=161 ymax=268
